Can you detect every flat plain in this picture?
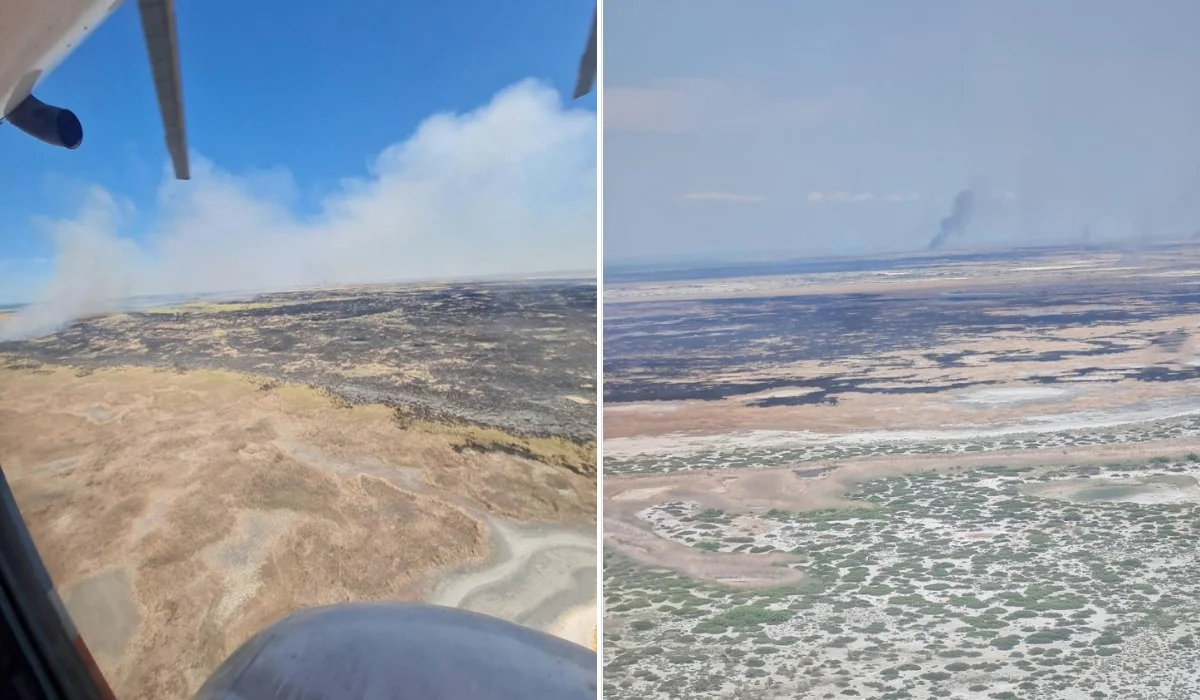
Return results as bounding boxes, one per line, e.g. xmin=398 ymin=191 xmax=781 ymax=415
xmin=0 ymin=280 xmax=597 ymax=700
xmin=603 ymin=244 xmax=1200 ymax=700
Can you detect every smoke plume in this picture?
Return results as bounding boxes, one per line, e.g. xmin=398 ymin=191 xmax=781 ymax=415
xmin=1 ymin=79 xmax=596 ymax=341
xmin=928 ymin=190 xmax=977 ymax=250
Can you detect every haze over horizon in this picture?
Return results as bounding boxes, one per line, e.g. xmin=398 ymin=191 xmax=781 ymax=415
xmin=605 ymin=0 xmax=1200 ymax=262
xmin=603 ymin=235 xmax=1197 ymax=271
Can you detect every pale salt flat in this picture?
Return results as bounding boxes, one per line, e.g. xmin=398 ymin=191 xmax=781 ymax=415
xmin=957 ymin=387 xmax=1073 ymax=405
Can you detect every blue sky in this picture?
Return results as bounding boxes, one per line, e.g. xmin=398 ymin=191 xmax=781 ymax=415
xmin=604 ymin=0 xmax=1200 ymax=262
xmin=0 ymin=0 xmax=596 ymax=310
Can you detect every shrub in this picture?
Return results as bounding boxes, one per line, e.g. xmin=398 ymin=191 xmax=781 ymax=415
xmin=715 ymin=605 xmax=793 ymax=627
xmin=1026 ymin=628 xmax=1072 ymax=644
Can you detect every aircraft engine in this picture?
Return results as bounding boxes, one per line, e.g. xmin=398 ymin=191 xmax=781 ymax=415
xmin=4 ymin=93 xmax=83 ymax=149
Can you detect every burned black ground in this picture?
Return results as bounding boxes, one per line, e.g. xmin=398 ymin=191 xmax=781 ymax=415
xmin=605 ymin=278 xmax=1200 ymax=404
xmin=1 ymin=280 xmax=597 ymax=441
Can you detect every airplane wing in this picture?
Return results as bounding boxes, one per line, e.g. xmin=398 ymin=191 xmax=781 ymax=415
xmin=573 ymin=6 xmax=597 ymax=99
xmin=9 ymin=1 xmax=588 ymax=168
xmin=136 ymin=0 xmax=190 ymax=180
xmin=0 ymin=0 xmax=190 ymax=180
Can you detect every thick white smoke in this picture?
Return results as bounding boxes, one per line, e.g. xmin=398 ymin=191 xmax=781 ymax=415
xmin=1 ymin=79 xmax=596 ymax=341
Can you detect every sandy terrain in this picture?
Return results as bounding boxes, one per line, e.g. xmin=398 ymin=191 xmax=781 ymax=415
xmin=603 ymin=514 xmax=803 ymax=588
xmin=0 ymin=361 xmax=595 ymax=700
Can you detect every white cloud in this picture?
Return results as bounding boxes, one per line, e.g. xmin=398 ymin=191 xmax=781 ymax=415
xmin=808 ymin=191 xmax=874 ymax=204
xmin=680 ymin=191 xmax=767 ymax=203
xmin=606 ymin=78 xmax=865 ymax=134
xmin=807 ymin=190 xmax=919 ymax=204
xmin=1 ymin=79 xmax=596 ymax=340
xmin=0 ymin=256 xmax=50 ymax=269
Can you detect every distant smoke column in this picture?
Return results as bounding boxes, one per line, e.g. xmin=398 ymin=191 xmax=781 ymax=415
xmin=929 ymin=190 xmax=976 ymax=250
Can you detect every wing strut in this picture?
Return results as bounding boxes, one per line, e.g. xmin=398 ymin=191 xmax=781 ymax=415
xmin=573 ymin=7 xmax=597 ymax=99
xmin=136 ymin=0 xmax=190 ymax=180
